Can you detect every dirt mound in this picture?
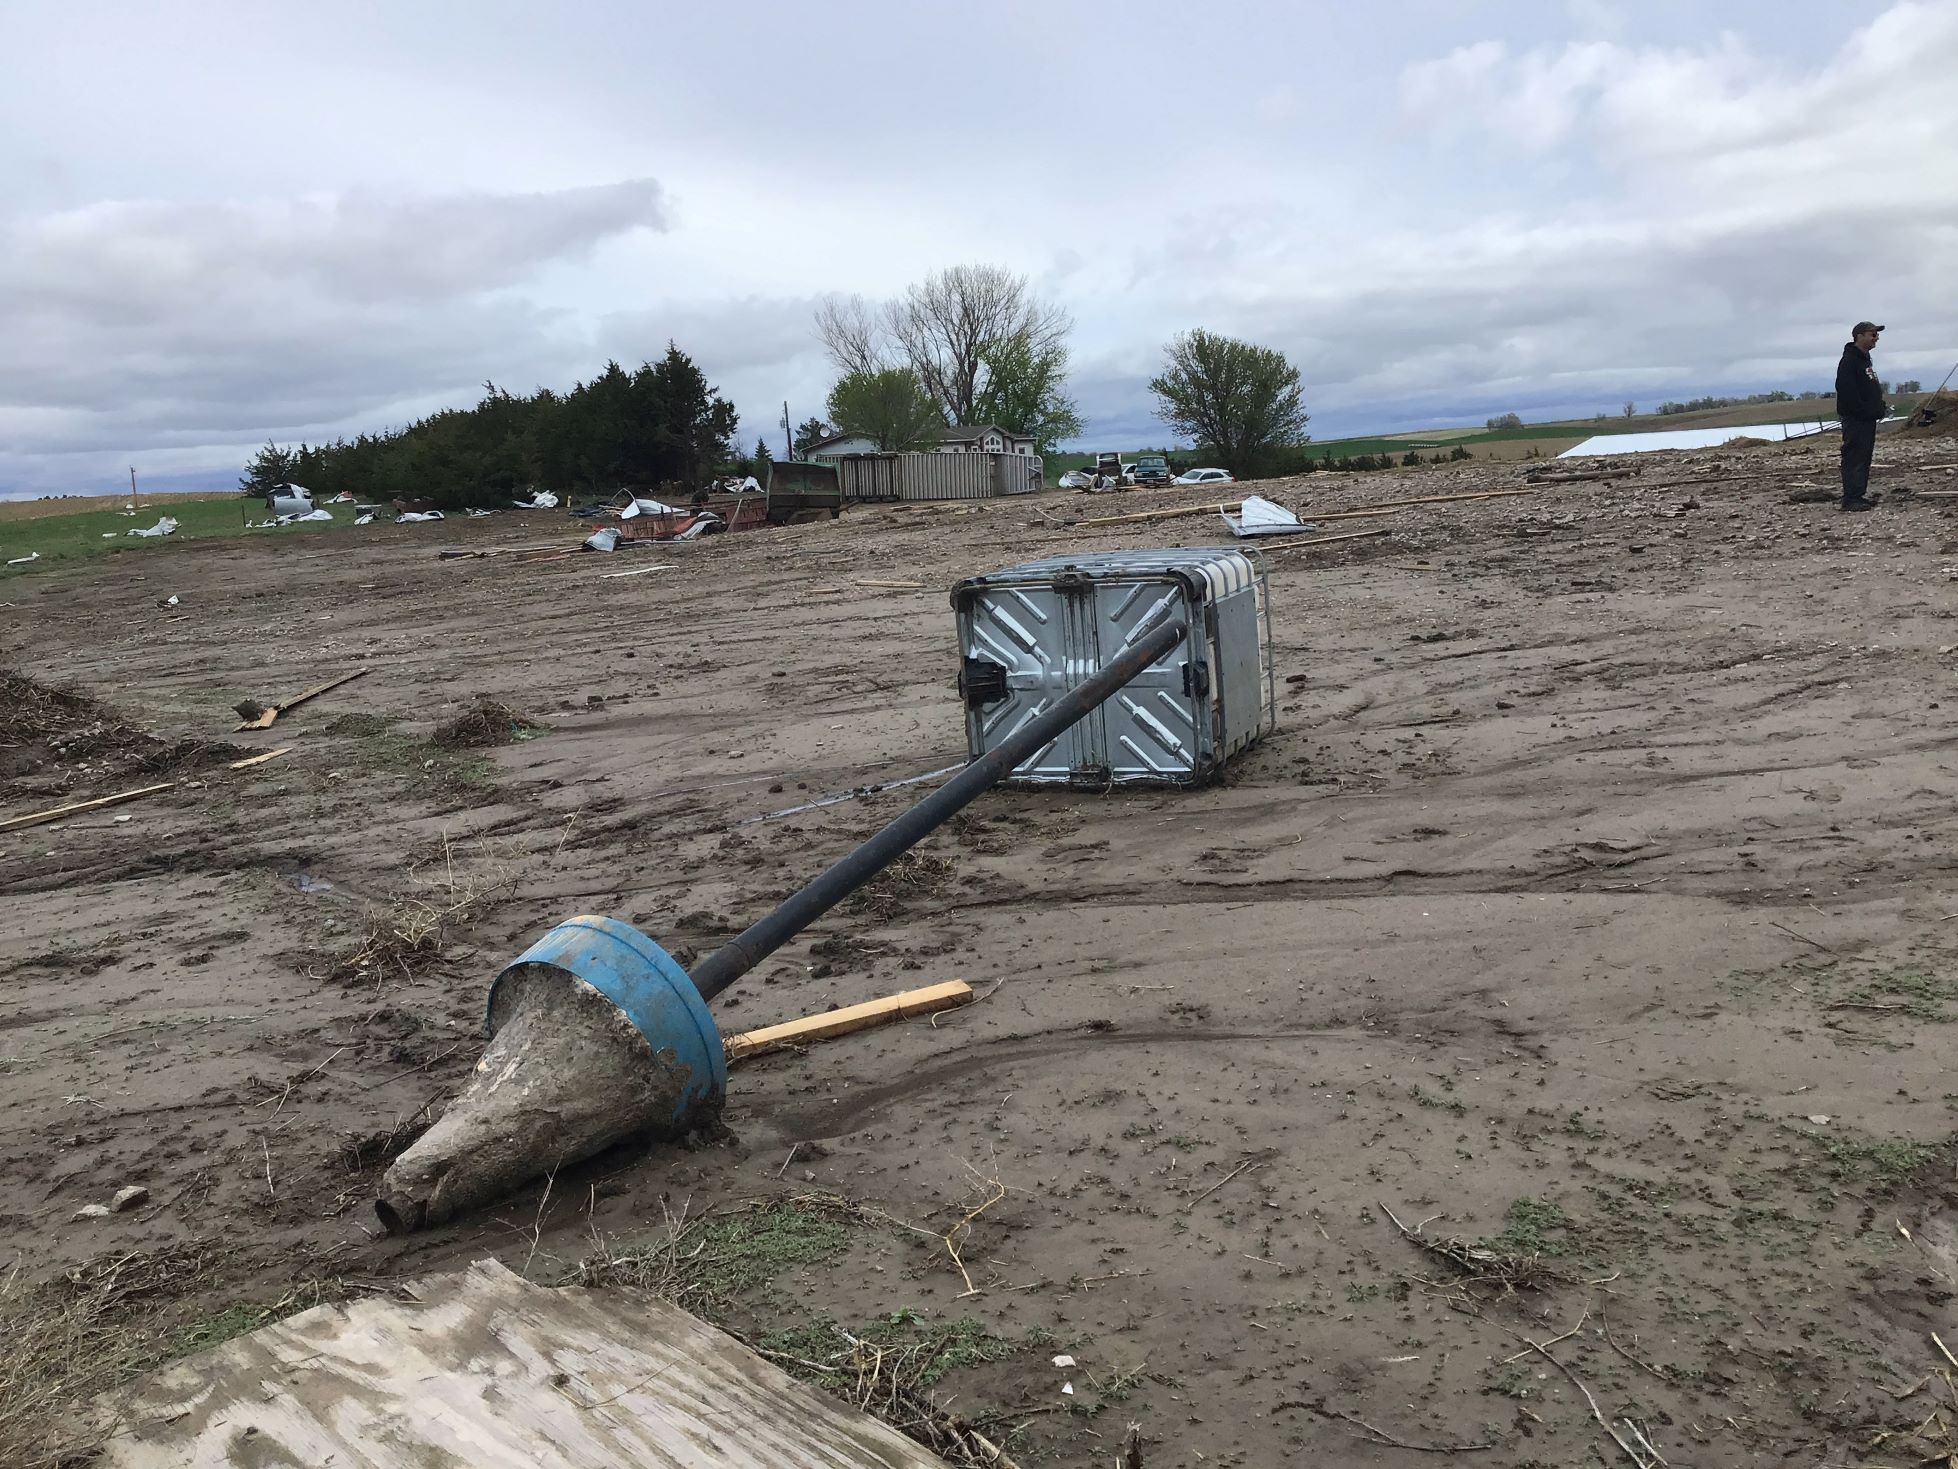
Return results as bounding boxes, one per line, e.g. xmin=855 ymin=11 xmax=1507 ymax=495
xmin=1902 ymin=389 xmax=1958 ymax=438
xmin=0 ymin=671 xmax=244 ymax=786
xmin=430 ymin=697 xmax=546 ymax=749
xmin=1722 ymin=435 xmax=1770 ymax=449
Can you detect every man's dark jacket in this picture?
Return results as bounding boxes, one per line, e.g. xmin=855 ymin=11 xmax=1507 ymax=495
xmin=1836 ymin=343 xmax=1888 ymax=421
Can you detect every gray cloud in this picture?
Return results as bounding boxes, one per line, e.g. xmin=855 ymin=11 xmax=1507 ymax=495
xmin=3 ymin=179 xmax=666 ymax=489
xmin=4 ymin=3 xmax=1956 ymax=492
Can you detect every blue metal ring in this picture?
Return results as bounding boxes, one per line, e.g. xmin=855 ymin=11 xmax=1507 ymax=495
xmin=490 ymin=914 xmax=728 ymax=1124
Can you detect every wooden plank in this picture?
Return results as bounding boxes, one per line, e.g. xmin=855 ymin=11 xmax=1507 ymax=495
xmin=96 ymin=1258 xmax=950 ymax=1469
xmin=1338 ymin=487 xmax=1538 ymax=510
xmin=1256 ymin=527 xmax=1393 ymax=554
xmin=726 ymin=981 xmax=975 ymax=1062
xmin=234 ymin=667 xmax=370 ymax=731
xmin=0 ymin=782 xmax=176 ymax=834
xmin=226 ymin=747 xmax=292 ymax=770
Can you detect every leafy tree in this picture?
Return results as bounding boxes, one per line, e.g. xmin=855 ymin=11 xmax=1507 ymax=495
xmin=792 ymin=417 xmax=834 ymax=456
xmin=826 ymin=368 xmax=945 ymax=451
xmin=238 ymin=345 xmax=738 ymax=510
xmin=816 ymin=264 xmax=1072 ymax=427
xmin=1485 ymin=412 xmax=1523 ymax=431
xmin=1898 ymin=379 xmax=1923 ymax=393
xmin=971 ymin=335 xmax=1083 ymax=452
xmin=239 ymin=441 xmax=298 ymax=497
xmin=1147 ymin=329 xmax=1309 ymax=477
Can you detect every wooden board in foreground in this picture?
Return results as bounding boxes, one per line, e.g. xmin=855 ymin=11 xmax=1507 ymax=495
xmin=96 ymin=1258 xmax=949 ymax=1469
xmin=0 ymin=782 xmax=176 ymax=834
xmin=727 ymin=980 xmax=975 ymax=1061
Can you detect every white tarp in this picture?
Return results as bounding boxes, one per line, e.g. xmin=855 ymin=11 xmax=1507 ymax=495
xmin=127 ymin=516 xmax=179 ymax=537
xmin=1220 ymin=494 xmax=1310 ymax=538
xmin=583 ymin=526 xmax=620 ymax=552
xmin=1558 ymin=420 xmax=1841 ymax=457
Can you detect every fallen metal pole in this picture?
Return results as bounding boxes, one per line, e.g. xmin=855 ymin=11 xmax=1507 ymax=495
xmin=686 ymin=617 xmax=1189 ymax=1001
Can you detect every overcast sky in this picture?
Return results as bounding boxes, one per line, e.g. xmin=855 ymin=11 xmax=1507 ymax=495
xmin=5 ymin=0 xmax=1956 ymax=496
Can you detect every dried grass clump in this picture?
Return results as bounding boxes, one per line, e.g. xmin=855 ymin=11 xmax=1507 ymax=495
xmin=430 ymin=697 xmax=547 ymax=749
xmin=0 ymin=671 xmax=242 ymax=782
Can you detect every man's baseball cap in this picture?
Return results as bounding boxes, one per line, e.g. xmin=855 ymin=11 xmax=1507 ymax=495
xmin=1853 ymin=321 xmax=1885 ymax=334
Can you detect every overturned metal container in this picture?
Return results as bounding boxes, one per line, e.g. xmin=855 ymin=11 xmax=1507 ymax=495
xmin=952 ymin=548 xmax=1275 ymax=787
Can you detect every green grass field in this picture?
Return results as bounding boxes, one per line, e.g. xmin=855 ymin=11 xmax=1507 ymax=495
xmin=0 ymin=495 xmax=356 ymax=573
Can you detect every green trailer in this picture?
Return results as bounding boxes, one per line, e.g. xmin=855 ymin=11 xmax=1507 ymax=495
xmin=765 ymin=460 xmax=843 ymax=522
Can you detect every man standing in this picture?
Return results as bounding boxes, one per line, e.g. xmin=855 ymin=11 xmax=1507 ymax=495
xmin=1835 ymin=321 xmax=1888 ymax=511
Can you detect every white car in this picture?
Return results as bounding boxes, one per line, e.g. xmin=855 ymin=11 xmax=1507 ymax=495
xmin=1175 ymin=467 xmax=1234 ymax=485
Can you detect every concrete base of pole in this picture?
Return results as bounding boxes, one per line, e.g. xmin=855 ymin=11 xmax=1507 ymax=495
xmin=374 ymin=967 xmax=707 ymax=1234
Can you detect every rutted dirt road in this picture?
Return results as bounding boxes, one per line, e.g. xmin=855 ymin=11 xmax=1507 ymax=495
xmin=4 ymin=441 xmax=1958 ymax=1466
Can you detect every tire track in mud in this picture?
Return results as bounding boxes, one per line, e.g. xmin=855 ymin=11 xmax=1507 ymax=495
xmin=759 ymin=1017 xmax=1532 ymax=1140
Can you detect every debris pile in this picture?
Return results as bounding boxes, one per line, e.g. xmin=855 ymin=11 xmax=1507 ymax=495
xmin=1903 ymin=389 xmax=1958 ymax=438
xmin=0 ymin=671 xmax=243 ymax=786
xmin=430 ymin=697 xmax=548 ymax=749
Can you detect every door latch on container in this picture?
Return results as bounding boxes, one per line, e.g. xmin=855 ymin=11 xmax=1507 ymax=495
xmin=960 ymin=658 xmax=1009 ymax=708
xmin=1181 ymin=661 xmax=1210 ymax=697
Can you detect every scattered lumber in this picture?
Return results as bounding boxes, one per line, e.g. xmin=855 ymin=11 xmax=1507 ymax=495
xmin=234 ymin=668 xmax=369 ymax=732
xmin=726 ymin=980 xmax=975 ymax=1061
xmin=0 ymin=782 xmax=176 ymax=834
xmin=1339 ymin=487 xmax=1536 ymax=511
xmin=227 ymin=747 xmax=292 ymax=770
xmin=1255 ymin=527 xmax=1393 ymax=555
xmin=93 ymin=1258 xmax=950 ymax=1469
xmin=853 ymin=578 xmax=927 ymax=590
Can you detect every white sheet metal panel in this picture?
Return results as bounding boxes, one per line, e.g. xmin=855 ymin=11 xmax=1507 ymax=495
xmin=1558 ymin=420 xmax=1838 ymax=456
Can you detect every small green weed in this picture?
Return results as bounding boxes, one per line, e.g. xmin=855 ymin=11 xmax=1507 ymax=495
xmin=1844 ymin=970 xmax=1958 ymax=1022
xmin=1489 ymin=1197 xmax=1570 ymax=1257
xmin=1816 ymin=1133 xmax=1940 ymax=1190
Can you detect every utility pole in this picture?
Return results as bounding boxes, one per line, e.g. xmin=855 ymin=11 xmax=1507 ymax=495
xmin=129 ymin=466 xmax=140 ymax=511
xmin=782 ymin=400 xmax=792 ymax=460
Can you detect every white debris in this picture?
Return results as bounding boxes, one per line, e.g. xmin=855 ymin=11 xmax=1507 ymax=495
xmin=112 ymin=1185 xmax=149 ymax=1212
xmin=517 ymin=491 xmax=559 ymax=508
xmin=5 ymin=551 xmax=39 ymax=565
xmin=395 ymin=510 xmax=446 ymax=523
xmin=1808 ymin=1114 xmax=1832 ymax=1125
xmin=127 ymin=516 xmax=179 ymax=538
xmin=1061 ymin=1382 xmax=1074 ymax=1396
xmin=1221 ymin=495 xmax=1309 ymax=538
xmin=583 ymin=526 xmax=620 ymax=553
xmin=466 ymin=508 xmax=493 ymax=518
xmin=1052 ymin=1354 xmax=1076 ymax=1368
xmin=354 ymin=513 xmax=375 ymax=525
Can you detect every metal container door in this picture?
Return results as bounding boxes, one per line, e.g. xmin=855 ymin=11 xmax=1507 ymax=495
xmin=1082 ymin=576 xmax=1206 ymax=782
xmin=960 ymin=581 xmax=1081 ymax=782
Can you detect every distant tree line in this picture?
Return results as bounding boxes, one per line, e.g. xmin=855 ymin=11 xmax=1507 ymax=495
xmin=239 ymin=345 xmax=739 ymax=509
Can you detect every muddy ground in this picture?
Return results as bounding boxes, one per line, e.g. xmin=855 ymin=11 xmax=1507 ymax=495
xmin=4 ymin=440 xmax=1958 ymax=1467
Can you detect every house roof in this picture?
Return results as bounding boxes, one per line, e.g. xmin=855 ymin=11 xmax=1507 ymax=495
xmin=940 ymin=424 xmax=1027 ymax=442
xmin=804 ymin=430 xmax=880 ymax=451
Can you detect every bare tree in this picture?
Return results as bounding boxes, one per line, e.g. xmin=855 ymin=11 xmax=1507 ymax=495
xmin=885 ymin=265 xmax=1070 ymax=426
xmin=816 ymin=266 xmax=1072 ymax=429
xmin=814 ymin=294 xmax=886 ymax=379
